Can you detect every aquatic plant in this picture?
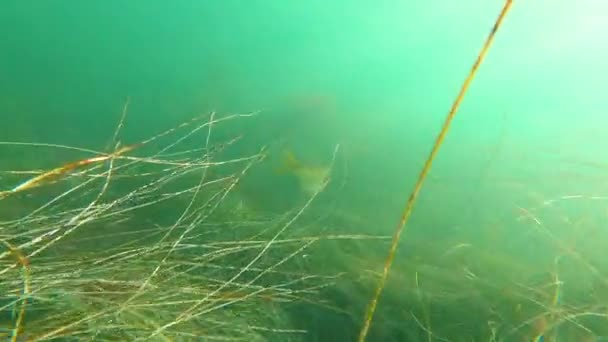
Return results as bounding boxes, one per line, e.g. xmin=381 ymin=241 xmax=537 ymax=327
xmin=0 ymin=104 xmax=378 ymax=341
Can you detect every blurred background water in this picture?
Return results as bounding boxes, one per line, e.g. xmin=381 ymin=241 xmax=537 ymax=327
xmin=1 ymin=1 xmax=607 ymax=341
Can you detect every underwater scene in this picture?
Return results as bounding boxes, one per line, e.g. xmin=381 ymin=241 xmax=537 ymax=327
xmin=1 ymin=1 xmax=607 ymax=341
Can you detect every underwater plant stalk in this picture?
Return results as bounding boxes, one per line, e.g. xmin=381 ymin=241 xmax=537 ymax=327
xmin=357 ymin=1 xmax=514 ymax=341
xmin=1 ymin=239 xmax=31 ymax=342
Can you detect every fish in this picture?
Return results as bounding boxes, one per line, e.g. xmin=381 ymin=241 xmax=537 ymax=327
xmin=277 ymin=150 xmax=330 ymax=196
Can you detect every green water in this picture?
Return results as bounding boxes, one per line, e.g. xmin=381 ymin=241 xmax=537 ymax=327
xmin=1 ymin=1 xmax=608 ymax=341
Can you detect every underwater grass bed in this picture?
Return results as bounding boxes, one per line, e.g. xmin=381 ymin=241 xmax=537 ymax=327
xmin=0 ymin=106 xmax=385 ymax=341
xmin=1 ymin=108 xmax=607 ymax=341
xmin=2 ymin=106 xmax=608 ymax=342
